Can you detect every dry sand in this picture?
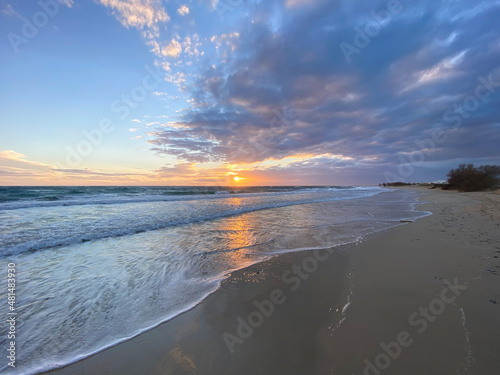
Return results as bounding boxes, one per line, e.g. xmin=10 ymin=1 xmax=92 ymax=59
xmin=45 ymin=188 xmax=500 ymax=375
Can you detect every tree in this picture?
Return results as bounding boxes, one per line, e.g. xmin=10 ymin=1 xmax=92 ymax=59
xmin=447 ymin=164 xmax=500 ymax=191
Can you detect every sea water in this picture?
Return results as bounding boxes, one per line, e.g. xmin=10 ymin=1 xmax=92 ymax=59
xmin=0 ymin=186 xmax=429 ymax=374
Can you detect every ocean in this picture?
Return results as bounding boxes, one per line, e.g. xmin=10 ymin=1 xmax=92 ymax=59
xmin=0 ymin=186 xmax=429 ymax=374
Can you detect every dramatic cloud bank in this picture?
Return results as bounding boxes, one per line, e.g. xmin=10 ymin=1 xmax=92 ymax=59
xmin=1 ymin=0 xmax=499 ymax=185
xmin=148 ymin=0 xmax=500 ymax=183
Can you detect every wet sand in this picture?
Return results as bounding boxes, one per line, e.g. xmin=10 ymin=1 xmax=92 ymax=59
xmin=45 ymin=188 xmax=500 ymax=375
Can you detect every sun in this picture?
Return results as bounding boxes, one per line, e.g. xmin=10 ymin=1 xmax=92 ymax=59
xmin=233 ymin=176 xmax=242 ymax=182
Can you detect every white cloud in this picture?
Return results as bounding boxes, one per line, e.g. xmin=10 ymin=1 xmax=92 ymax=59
xmin=162 ymin=39 xmax=182 ymax=58
xmin=160 ymin=61 xmax=171 ymax=72
xmin=0 ymin=150 xmax=24 ymax=160
xmin=177 ymin=5 xmax=190 ymax=16
xmin=165 ymin=72 xmax=186 ymax=87
xmin=0 ymin=150 xmax=51 ymax=169
xmin=98 ymin=0 xmax=169 ymax=31
xmin=182 ymin=34 xmax=202 ymax=57
xmin=405 ymin=50 xmax=468 ymax=92
xmin=145 ymin=37 xmax=162 ymax=56
xmin=207 ymin=0 xmax=219 ymax=10
xmin=0 ymin=150 xmax=55 ymax=180
xmin=210 ymin=32 xmax=239 ymax=54
xmin=59 ymin=0 xmax=75 ymax=8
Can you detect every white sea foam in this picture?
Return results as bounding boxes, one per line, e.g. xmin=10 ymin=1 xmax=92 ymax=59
xmin=0 ymin=187 xmax=387 ymax=256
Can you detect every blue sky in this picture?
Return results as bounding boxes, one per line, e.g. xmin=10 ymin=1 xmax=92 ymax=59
xmin=1 ymin=0 xmax=499 ymax=185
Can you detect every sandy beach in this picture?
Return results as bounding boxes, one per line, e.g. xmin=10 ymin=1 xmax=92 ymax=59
xmin=45 ymin=188 xmax=500 ymax=375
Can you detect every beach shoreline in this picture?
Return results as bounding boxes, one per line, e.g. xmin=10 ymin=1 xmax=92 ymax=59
xmin=43 ymin=188 xmax=500 ymax=375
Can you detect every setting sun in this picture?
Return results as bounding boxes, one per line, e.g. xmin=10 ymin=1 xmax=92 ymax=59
xmin=233 ymin=176 xmax=242 ymax=182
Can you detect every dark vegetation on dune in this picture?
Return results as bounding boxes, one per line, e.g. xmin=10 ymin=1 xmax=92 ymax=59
xmin=380 ymin=164 xmax=500 ymax=192
xmin=446 ymin=164 xmax=500 ymax=192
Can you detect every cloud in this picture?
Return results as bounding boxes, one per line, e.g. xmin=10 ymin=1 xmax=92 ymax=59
xmin=177 ymin=5 xmax=190 ymax=16
xmin=183 ymin=34 xmax=202 ymax=57
xmin=0 ymin=150 xmax=57 ymax=182
xmin=50 ymin=168 xmax=145 ymax=177
xmin=0 ymin=150 xmax=53 ymax=170
xmin=400 ymin=50 xmax=468 ymax=93
xmin=146 ymin=0 xmax=500 ymax=183
xmin=0 ymin=150 xmax=156 ymax=185
xmin=98 ymin=0 xmax=169 ymax=30
xmin=0 ymin=150 xmax=24 ymax=160
xmin=58 ymin=0 xmax=74 ymax=8
xmin=162 ymin=39 xmax=182 ymax=58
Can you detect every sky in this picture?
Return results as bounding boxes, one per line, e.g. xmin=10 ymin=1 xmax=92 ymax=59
xmin=0 ymin=0 xmax=499 ymax=186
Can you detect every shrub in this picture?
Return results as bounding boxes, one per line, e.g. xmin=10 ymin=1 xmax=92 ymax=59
xmin=447 ymin=164 xmax=500 ymax=192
